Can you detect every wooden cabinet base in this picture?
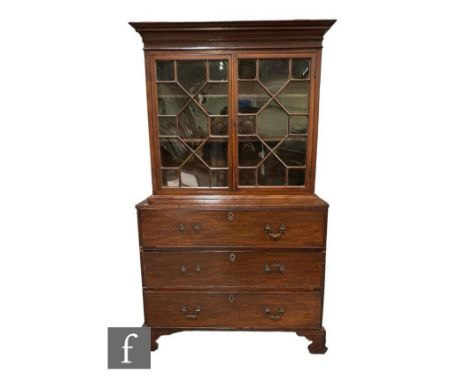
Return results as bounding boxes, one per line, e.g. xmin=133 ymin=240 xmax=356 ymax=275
xmin=147 ymin=327 xmax=327 ymax=354
xmin=146 ymin=326 xmax=178 ymax=351
xmin=297 ymin=328 xmax=328 ymax=354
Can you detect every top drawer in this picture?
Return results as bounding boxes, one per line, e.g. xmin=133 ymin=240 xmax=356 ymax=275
xmin=138 ymin=208 xmax=327 ymax=248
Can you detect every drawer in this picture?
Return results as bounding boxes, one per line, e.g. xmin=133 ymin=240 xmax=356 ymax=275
xmin=141 ymin=250 xmax=324 ymax=290
xmin=138 ymin=208 xmax=326 ymax=248
xmin=144 ymin=291 xmax=322 ymax=329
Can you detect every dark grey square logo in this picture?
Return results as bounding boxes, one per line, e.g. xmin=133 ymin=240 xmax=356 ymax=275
xmin=108 ymin=327 xmax=151 ymax=369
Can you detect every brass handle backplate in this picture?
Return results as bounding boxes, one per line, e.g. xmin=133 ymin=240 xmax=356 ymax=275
xmin=178 ymin=224 xmax=202 ymax=233
xmin=264 ymin=306 xmax=285 ymax=321
xmin=181 ymin=305 xmax=201 ymax=319
xmin=264 ymin=263 xmax=285 ymax=274
xmin=264 ymin=224 xmax=286 ymax=240
xmin=180 ymin=265 xmax=201 ymax=274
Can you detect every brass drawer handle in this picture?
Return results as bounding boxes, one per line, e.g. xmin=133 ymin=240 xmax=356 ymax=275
xmin=178 ymin=224 xmax=202 ymax=233
xmin=180 ymin=305 xmax=201 ymax=319
xmin=264 ymin=263 xmax=285 ymax=274
xmin=264 ymin=306 xmax=285 ymax=321
xmin=264 ymin=224 xmax=286 ymax=240
xmin=180 ymin=265 xmax=201 ymax=274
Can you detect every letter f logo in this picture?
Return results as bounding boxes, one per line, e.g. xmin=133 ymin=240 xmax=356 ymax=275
xmin=121 ymin=333 xmax=138 ymax=364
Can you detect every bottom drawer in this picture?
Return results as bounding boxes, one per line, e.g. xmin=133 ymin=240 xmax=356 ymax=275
xmin=144 ymin=291 xmax=322 ymax=329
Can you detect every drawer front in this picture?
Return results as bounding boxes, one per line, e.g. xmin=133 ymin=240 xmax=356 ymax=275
xmin=139 ymin=208 xmax=326 ymax=248
xmin=144 ymin=291 xmax=321 ymax=329
xmin=142 ymin=251 xmax=324 ymax=290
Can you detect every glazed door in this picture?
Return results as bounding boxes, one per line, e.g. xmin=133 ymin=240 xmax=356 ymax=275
xmin=153 ymin=56 xmax=232 ymax=190
xmin=234 ymin=54 xmax=317 ymax=190
xmin=151 ymin=53 xmax=317 ymax=192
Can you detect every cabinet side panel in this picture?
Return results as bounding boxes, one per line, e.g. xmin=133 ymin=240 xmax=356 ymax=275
xmin=309 ymin=50 xmax=322 ymax=192
xmin=144 ymin=51 xmax=160 ymax=192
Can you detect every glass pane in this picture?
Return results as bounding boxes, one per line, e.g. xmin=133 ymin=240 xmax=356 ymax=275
xmin=238 ymin=138 xmax=268 ymax=166
xmin=157 ymin=83 xmax=189 ymax=115
xmin=159 ymin=138 xmax=191 ymax=167
xmin=288 ymin=169 xmax=305 ymax=186
xmin=157 ymin=61 xmax=174 ymax=81
xmin=162 ymin=169 xmax=179 ymax=187
xmin=258 ymin=155 xmax=285 ymax=186
xmin=180 ymin=155 xmax=209 ymax=187
xmin=197 ymin=139 xmax=228 ymax=168
xmin=277 ymin=82 xmax=309 ymax=113
xmin=291 ymin=59 xmax=310 ymax=79
xmin=209 ymin=60 xmax=228 ymax=81
xmin=199 ymin=83 xmax=228 ymax=115
xmin=238 ymin=115 xmax=256 ymax=135
xmin=178 ymin=102 xmax=209 ymax=139
xmin=211 ymin=116 xmax=228 ymax=136
xmin=289 ymin=116 xmax=308 ymax=134
xmin=259 ymin=59 xmax=289 ymax=94
xmin=257 ymin=100 xmax=288 ymax=140
xmin=158 ymin=116 xmax=177 ymax=136
xmin=211 ymin=170 xmax=228 ymax=187
xmin=275 ymin=137 xmax=307 ymax=166
xmin=238 ymin=59 xmax=256 ymax=79
xmin=177 ymin=61 xmax=207 ymax=95
xmin=239 ymin=168 xmax=256 ymax=186
xmin=238 ymin=82 xmax=270 ymax=113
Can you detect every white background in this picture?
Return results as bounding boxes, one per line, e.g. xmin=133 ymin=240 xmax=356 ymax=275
xmin=1 ymin=0 xmax=467 ymax=380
